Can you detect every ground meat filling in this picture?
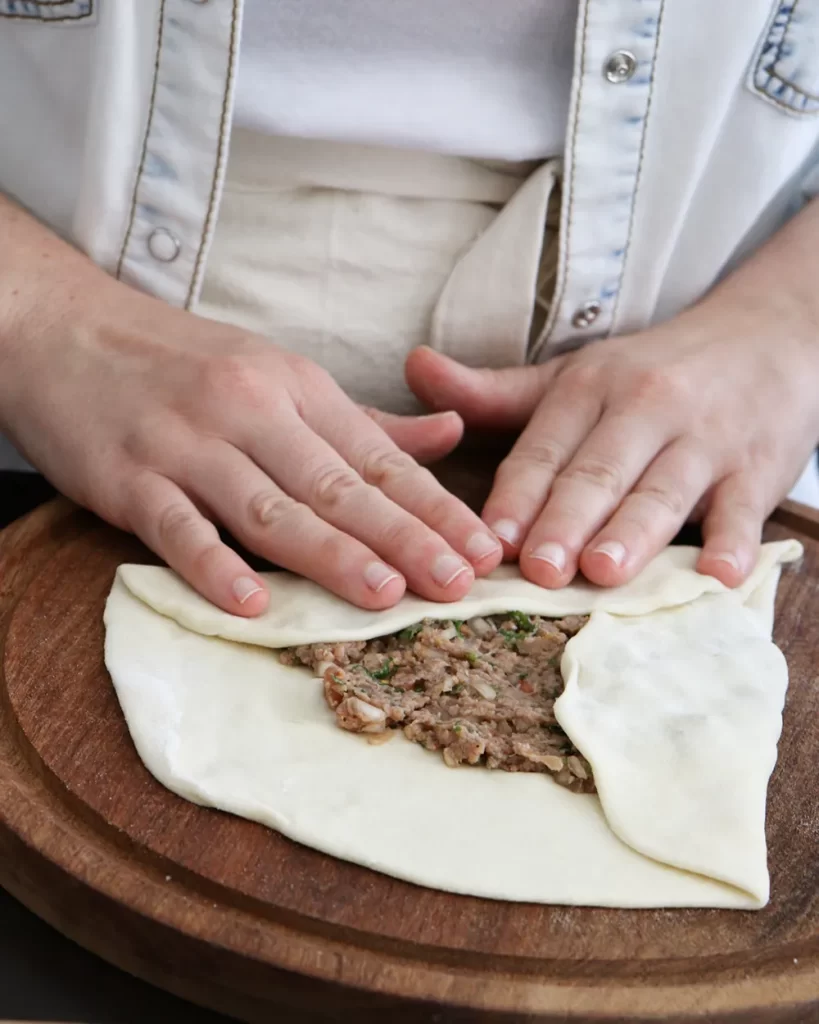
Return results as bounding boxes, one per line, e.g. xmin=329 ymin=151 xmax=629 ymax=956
xmin=279 ymin=612 xmax=594 ymax=793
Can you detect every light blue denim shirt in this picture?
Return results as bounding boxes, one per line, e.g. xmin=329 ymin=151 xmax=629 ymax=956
xmin=1 ymin=0 xmax=819 ymax=489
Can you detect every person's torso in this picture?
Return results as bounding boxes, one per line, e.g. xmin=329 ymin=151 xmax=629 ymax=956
xmin=3 ymin=0 xmax=819 ymax=345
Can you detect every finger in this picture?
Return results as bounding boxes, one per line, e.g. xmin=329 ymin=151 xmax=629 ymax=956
xmin=573 ymin=439 xmax=713 ymax=587
xmin=405 ymin=346 xmax=561 ymax=429
xmin=698 ymin=473 xmax=765 ymax=587
xmin=178 ymin=440 xmax=409 ymax=609
xmin=687 ymin=490 xmax=712 ymax=524
xmin=519 ymin=413 xmax=677 ymax=586
xmin=360 ymin=407 xmax=463 ymax=464
xmin=124 ymin=469 xmax=270 ymax=617
xmin=479 ymin=371 xmax=603 ymax=557
xmin=242 ymin=411 xmax=480 ymax=601
xmin=305 ymin=392 xmax=503 ymax=577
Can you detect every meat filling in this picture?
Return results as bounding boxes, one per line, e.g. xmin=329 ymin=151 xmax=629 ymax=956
xmin=279 ymin=612 xmax=594 ymax=793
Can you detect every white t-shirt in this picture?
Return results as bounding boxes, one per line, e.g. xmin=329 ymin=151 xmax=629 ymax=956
xmin=234 ymin=0 xmax=579 ymax=161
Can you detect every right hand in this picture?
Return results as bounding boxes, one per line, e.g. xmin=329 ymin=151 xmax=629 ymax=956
xmin=0 ymin=220 xmax=502 ymax=615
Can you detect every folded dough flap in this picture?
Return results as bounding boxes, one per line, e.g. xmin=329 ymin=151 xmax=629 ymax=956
xmin=109 ymin=540 xmax=798 ymax=909
xmin=555 ymin=593 xmax=789 ymax=906
xmin=117 ymin=539 xmax=802 ymax=649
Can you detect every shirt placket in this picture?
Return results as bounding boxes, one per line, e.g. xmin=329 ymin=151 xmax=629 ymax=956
xmin=531 ymin=0 xmax=666 ymax=359
xmin=115 ymin=0 xmax=242 ymax=310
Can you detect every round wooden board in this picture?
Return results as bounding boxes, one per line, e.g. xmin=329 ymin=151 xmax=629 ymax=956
xmin=1 ymin=486 xmax=819 ymax=1022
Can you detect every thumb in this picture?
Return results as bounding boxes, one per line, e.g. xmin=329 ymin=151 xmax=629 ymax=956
xmin=405 ymin=346 xmax=559 ymax=430
xmin=361 ymin=406 xmax=464 ymax=464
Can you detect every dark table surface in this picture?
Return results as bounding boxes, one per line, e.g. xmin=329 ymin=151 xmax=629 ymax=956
xmin=0 ymin=472 xmax=238 ymax=1024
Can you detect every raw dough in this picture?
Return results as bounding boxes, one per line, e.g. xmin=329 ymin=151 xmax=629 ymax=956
xmin=105 ymin=540 xmax=801 ymax=909
xmin=557 ymin=595 xmax=788 ymax=904
xmin=117 ymin=542 xmax=799 ymax=648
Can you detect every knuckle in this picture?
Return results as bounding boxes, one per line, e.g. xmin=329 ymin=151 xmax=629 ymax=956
xmin=121 ymin=429 xmax=149 ymax=464
xmin=156 ymin=502 xmax=200 ymax=548
xmin=418 ymin=490 xmax=458 ymax=525
xmin=190 ymin=539 xmax=225 ymax=577
xmin=310 ymin=464 xmax=362 ymax=511
xmin=316 ymin=530 xmax=355 ymax=570
xmin=632 ymin=366 xmax=689 ymax=407
xmin=125 ymin=466 xmax=153 ymax=503
xmin=746 ymin=438 xmax=777 ymax=473
xmin=559 ymin=361 xmax=599 ymax=395
xmin=203 ymin=354 xmax=267 ymax=410
xmin=247 ymin=490 xmax=301 ymax=528
xmin=358 ymin=404 xmax=381 ymax=423
xmin=635 ymin=483 xmax=687 ymax=519
xmin=121 ymin=420 xmax=173 ymax=465
xmin=359 ymin=446 xmax=419 ymax=489
xmin=125 ymin=467 xmax=162 ymax=522
xmin=301 ymin=358 xmax=333 ymax=387
xmin=288 ymin=355 xmax=334 ymax=399
xmin=723 ymin=491 xmax=762 ymax=522
xmin=376 ymin=515 xmax=424 ymax=553
xmin=561 ymin=456 xmax=624 ymax=495
xmin=501 ymin=439 xmax=565 ymax=479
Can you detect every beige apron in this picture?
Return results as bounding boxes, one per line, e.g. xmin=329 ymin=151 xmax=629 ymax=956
xmin=4 ymin=128 xmax=818 ymax=506
xmin=197 ymin=129 xmax=561 ymax=415
xmin=196 ymin=131 xmax=819 ymax=507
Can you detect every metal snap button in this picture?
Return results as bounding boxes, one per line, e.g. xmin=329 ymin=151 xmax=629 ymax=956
xmin=147 ymin=228 xmax=181 ymax=263
xmin=571 ymin=300 xmax=602 ymax=329
xmin=603 ymin=50 xmax=637 ymax=84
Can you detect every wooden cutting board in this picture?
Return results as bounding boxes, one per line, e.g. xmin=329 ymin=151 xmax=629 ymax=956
xmin=1 ymin=465 xmax=819 ymax=1023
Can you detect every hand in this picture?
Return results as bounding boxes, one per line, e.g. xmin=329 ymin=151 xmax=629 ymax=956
xmin=407 ymin=256 xmax=819 ymax=589
xmin=0 ymin=207 xmax=503 ymax=615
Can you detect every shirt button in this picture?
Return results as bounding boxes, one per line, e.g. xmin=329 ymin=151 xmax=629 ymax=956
xmin=603 ymin=50 xmax=637 ymax=84
xmin=571 ymin=300 xmax=602 ymax=329
xmin=148 ymin=227 xmax=181 ymax=263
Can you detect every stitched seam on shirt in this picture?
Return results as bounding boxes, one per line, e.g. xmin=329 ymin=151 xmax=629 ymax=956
xmin=0 ymin=9 xmax=93 ymax=19
xmin=0 ymin=0 xmax=92 ymax=18
xmin=762 ymin=8 xmax=819 ymax=108
xmin=610 ymin=0 xmax=667 ymax=330
xmin=532 ymin=0 xmax=590 ymax=354
xmin=185 ymin=0 xmax=241 ymax=309
xmin=754 ymin=0 xmax=819 ymax=106
xmin=768 ymin=0 xmax=801 ymax=90
xmin=761 ymin=69 xmax=818 ymax=102
xmin=115 ymin=0 xmax=166 ymax=280
xmin=758 ymin=72 xmax=819 ymax=109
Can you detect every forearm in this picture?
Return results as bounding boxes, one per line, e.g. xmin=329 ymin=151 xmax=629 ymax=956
xmin=0 ymin=193 xmax=125 ymax=431
xmin=696 ymin=195 xmax=819 ymax=354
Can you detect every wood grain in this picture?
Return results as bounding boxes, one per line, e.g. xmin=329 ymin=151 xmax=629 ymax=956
xmin=1 ymin=470 xmax=819 ymax=1022
xmin=772 ymin=498 xmax=819 ymax=542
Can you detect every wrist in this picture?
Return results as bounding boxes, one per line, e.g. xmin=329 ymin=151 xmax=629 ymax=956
xmin=707 ymin=198 xmax=819 ymax=363
xmin=0 ymin=198 xmax=122 ymax=430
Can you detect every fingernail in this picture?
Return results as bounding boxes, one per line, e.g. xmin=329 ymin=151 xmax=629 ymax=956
xmin=490 ymin=519 xmax=522 ymax=547
xmin=233 ymin=577 xmax=265 ymax=605
xmin=592 ymin=540 xmax=627 ymax=567
xmin=530 ymin=541 xmax=566 ymax=572
xmin=364 ymin=561 xmax=401 ymax=593
xmin=465 ymin=532 xmax=502 ymax=563
xmin=711 ymin=552 xmax=740 ymax=572
xmin=431 ymin=553 xmax=471 ymax=588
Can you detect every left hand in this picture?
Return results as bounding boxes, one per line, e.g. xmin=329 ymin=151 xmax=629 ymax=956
xmin=407 ymin=239 xmax=819 ymax=589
